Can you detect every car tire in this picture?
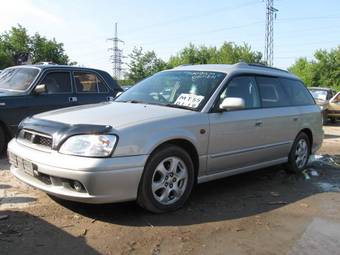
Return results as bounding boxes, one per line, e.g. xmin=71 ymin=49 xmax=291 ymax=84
xmin=330 ymin=117 xmax=337 ymax=123
xmin=137 ymin=145 xmax=195 ymax=213
xmin=285 ymin=132 xmax=310 ymax=174
xmin=0 ymin=126 xmax=6 ymax=155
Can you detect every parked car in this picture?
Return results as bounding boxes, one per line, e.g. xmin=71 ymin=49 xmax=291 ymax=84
xmin=8 ymin=63 xmax=323 ymax=213
xmin=0 ymin=65 xmax=122 ymax=152
xmin=308 ymin=87 xmax=336 ymax=123
xmin=327 ymin=91 xmax=340 ymax=122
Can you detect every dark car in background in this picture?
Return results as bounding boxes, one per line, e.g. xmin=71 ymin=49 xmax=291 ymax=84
xmin=308 ymin=87 xmax=336 ymax=124
xmin=0 ymin=65 xmax=122 ymax=152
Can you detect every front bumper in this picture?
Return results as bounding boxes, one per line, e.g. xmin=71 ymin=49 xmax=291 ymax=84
xmin=327 ymin=110 xmax=340 ymax=117
xmin=8 ymin=139 xmax=147 ymax=204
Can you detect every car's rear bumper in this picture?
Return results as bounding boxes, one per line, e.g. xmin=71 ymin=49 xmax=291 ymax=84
xmin=8 ymin=139 xmax=147 ymax=204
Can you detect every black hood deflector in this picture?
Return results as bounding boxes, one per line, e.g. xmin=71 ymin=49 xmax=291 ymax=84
xmin=18 ymin=117 xmax=114 ymax=150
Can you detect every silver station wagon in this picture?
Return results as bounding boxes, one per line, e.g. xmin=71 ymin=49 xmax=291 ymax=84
xmin=8 ymin=63 xmax=323 ymax=213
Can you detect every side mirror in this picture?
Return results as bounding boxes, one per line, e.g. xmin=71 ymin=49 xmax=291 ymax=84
xmin=219 ymin=97 xmax=245 ymax=111
xmin=34 ymin=84 xmax=46 ymax=95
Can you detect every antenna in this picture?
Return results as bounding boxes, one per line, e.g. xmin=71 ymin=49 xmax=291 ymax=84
xmin=107 ymin=22 xmax=125 ymax=80
xmin=264 ymin=0 xmax=278 ymax=66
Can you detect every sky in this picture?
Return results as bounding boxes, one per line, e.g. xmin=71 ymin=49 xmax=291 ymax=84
xmin=0 ymin=0 xmax=339 ymax=76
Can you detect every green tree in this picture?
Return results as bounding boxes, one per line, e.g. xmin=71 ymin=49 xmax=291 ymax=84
xmin=30 ymin=33 xmax=70 ymax=65
xmin=0 ymin=25 xmax=75 ymax=69
xmin=288 ymin=58 xmax=315 ymax=86
xmin=0 ymin=25 xmax=30 ymax=67
xmin=126 ymin=47 xmax=167 ymax=83
xmin=288 ymin=46 xmax=340 ymax=89
xmin=168 ymin=42 xmax=263 ymax=67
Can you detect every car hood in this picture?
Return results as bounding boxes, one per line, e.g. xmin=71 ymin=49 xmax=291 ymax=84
xmin=35 ymin=102 xmax=195 ymax=129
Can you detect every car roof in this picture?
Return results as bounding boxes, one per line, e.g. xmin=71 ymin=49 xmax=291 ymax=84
xmin=9 ymin=64 xmax=106 ymax=73
xmin=171 ymin=62 xmax=299 ymax=80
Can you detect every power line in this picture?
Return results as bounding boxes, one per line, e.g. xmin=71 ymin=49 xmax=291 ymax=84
xmin=107 ymin=22 xmax=125 ymax=80
xmin=264 ymin=0 xmax=278 ymax=66
xmin=120 ymin=0 xmax=261 ymax=36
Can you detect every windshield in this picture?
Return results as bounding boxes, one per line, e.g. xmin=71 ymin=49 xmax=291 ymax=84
xmin=309 ymin=89 xmax=328 ymax=101
xmin=0 ymin=67 xmax=40 ymax=91
xmin=116 ymin=71 xmax=226 ymax=110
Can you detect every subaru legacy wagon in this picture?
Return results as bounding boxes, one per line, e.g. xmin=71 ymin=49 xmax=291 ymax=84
xmin=8 ymin=63 xmax=323 ymax=213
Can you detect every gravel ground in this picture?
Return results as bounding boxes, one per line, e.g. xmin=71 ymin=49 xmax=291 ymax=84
xmin=1 ymin=123 xmax=340 ymax=255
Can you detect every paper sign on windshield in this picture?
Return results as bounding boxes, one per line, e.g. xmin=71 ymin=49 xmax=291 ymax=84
xmin=174 ymin=94 xmax=204 ymax=108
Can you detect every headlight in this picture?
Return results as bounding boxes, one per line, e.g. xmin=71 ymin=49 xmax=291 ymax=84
xmin=59 ymin=135 xmax=117 ymax=157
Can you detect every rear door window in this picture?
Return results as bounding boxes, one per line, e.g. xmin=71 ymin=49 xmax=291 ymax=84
xmin=280 ymin=78 xmax=315 ymax=106
xmin=256 ymin=76 xmax=290 ymax=108
xmin=74 ymin=72 xmax=109 ymax=93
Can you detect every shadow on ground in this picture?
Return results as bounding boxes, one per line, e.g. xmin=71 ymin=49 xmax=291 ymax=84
xmin=52 ymin=157 xmax=340 ymax=227
xmin=0 ymin=211 xmax=99 ymax=255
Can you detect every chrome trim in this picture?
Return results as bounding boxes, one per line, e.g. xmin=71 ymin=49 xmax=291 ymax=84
xmin=210 ymin=141 xmax=292 ymax=159
xmin=21 ymin=129 xmax=52 ymax=139
xmin=17 ymin=129 xmax=53 ymax=153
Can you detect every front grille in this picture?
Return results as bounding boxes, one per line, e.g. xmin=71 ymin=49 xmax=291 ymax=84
xmin=18 ymin=130 xmax=53 ymax=150
xmin=34 ymin=135 xmax=52 ymax=148
xmin=328 ymin=110 xmax=340 ymax=114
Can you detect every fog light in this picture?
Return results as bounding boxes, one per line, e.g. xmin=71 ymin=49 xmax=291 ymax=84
xmin=73 ymin=181 xmax=83 ymax=192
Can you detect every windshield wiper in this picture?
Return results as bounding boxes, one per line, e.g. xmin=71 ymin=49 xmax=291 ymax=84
xmin=119 ymin=100 xmax=146 ymax=104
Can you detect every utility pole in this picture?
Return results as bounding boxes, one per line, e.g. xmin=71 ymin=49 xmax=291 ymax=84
xmin=264 ymin=0 xmax=278 ymax=66
xmin=107 ymin=22 xmax=125 ymax=80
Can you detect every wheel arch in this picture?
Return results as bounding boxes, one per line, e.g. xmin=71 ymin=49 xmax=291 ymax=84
xmin=146 ymin=138 xmax=200 ymax=181
xmin=298 ymin=128 xmax=313 ymax=153
xmin=0 ymin=120 xmax=11 ymax=142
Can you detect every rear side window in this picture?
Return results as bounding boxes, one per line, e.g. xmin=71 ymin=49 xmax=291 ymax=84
xmin=256 ymin=76 xmax=290 ymax=107
xmin=39 ymin=72 xmax=72 ymax=94
xmin=280 ymin=78 xmax=315 ymax=106
xmin=74 ymin=72 xmax=109 ymax=93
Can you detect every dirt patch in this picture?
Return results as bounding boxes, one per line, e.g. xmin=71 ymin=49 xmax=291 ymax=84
xmin=1 ymin=124 xmax=340 ymax=254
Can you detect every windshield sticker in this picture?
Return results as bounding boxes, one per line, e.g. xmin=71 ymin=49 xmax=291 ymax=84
xmin=174 ymin=93 xmax=204 ymax=108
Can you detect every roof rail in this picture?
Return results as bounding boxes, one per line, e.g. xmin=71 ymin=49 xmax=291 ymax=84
xmin=234 ymin=62 xmax=289 ymax=73
xmin=248 ymin=63 xmax=289 ymax=73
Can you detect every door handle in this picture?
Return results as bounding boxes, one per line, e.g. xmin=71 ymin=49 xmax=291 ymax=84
xmin=293 ymin=117 xmax=299 ymax=122
xmin=255 ymin=120 xmax=263 ymax=127
xmin=69 ymin=97 xmax=77 ymax=102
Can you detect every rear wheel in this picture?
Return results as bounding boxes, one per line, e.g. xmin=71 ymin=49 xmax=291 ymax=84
xmin=286 ymin=132 xmax=310 ymax=173
xmin=137 ymin=145 xmax=195 ymax=213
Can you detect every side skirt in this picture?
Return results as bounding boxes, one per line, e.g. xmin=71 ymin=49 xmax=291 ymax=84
xmin=197 ymin=157 xmax=288 ymax=184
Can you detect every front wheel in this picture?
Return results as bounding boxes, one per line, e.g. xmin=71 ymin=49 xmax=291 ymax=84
xmin=0 ymin=127 xmax=6 ymax=155
xmin=286 ymin=132 xmax=310 ymax=173
xmin=137 ymin=145 xmax=195 ymax=213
